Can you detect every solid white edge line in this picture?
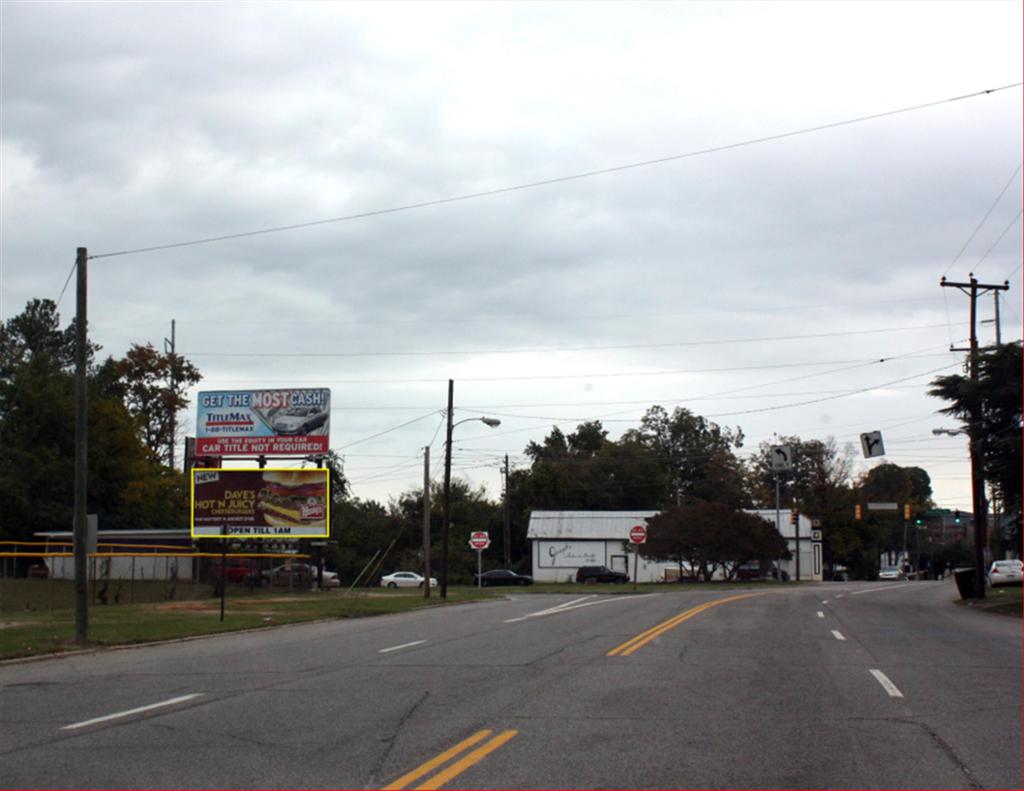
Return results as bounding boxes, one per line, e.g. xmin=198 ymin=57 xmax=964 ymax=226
xmin=62 ymin=694 xmax=203 ymax=731
xmin=870 ymin=669 xmax=905 ymax=698
xmin=831 ymin=630 xmax=846 ymax=641
xmin=379 ymin=640 xmax=427 ymax=653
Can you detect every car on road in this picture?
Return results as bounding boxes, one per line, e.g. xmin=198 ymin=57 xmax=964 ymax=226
xmin=270 ymin=405 xmax=328 ymax=435
xmin=473 ymin=569 xmax=533 ymax=587
xmin=221 ymin=560 xmax=259 ymax=584
xmin=988 ymin=559 xmax=1023 ymax=587
xmin=878 ymin=566 xmax=905 ymax=581
xmin=381 ymin=571 xmax=438 ymax=589
xmin=262 ymin=563 xmax=339 ymax=588
xmin=734 ymin=561 xmax=789 ymax=581
xmin=575 ymin=565 xmax=629 ymax=584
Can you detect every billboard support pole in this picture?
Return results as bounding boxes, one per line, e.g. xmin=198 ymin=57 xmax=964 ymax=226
xmin=219 ymin=525 xmax=227 ymax=622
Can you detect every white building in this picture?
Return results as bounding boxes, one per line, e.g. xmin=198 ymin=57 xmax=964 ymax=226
xmin=527 ymin=509 xmax=822 ymax=583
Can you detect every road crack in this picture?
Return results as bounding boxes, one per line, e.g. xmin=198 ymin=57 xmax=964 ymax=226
xmin=366 ymin=689 xmax=430 ymax=788
xmin=895 ymin=718 xmax=982 ymax=789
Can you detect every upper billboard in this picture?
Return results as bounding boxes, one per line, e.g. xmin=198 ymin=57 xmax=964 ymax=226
xmin=196 ymin=388 xmax=330 ymax=456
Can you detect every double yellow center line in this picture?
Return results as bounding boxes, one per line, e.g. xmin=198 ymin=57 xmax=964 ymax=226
xmin=607 ymin=592 xmax=763 ymax=656
xmin=383 ymin=728 xmax=518 ymax=790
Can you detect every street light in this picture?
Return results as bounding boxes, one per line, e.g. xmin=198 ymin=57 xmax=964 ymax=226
xmin=441 ymin=379 xmax=501 ymax=599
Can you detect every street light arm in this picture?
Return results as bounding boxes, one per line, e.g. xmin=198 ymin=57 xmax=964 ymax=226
xmin=451 ymin=416 xmax=502 ymax=430
xmin=440 ymin=402 xmax=500 ymax=599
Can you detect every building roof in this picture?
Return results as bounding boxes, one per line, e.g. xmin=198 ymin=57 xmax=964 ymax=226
xmin=527 ymin=510 xmax=661 ymax=540
xmin=527 ymin=509 xmax=812 ymax=540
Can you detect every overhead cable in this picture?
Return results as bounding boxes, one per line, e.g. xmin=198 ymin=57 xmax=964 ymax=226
xmin=180 ymin=322 xmax=964 ymax=359
xmin=89 ymin=83 xmax=1021 ymax=261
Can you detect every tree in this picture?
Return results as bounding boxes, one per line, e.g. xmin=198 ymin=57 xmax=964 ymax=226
xmin=857 ymin=463 xmax=933 ymax=508
xmin=854 ymin=463 xmax=934 ymax=564
xmin=929 ymin=341 xmax=1022 ymax=551
xmin=642 ymin=501 xmax=788 ymax=582
xmin=623 ymin=406 xmax=747 ymax=507
xmin=746 ymin=435 xmax=857 ymax=577
xmin=99 ymin=343 xmax=202 ymax=466
xmin=0 ymin=299 xmax=192 ymax=540
xmin=519 ymin=421 xmax=668 ymax=510
xmin=394 ymin=478 xmax=505 ymax=582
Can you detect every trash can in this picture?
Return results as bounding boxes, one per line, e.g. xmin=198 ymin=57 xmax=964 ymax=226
xmin=953 ymin=567 xmax=976 ymax=599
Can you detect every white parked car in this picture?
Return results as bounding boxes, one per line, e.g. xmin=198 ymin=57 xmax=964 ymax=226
xmin=381 ymin=571 xmax=438 ymax=589
xmin=878 ymin=566 xmax=905 ymax=581
xmin=988 ymin=559 xmax=1023 ymax=587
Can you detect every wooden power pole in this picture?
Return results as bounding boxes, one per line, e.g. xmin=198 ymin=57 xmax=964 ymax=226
xmin=940 ymin=274 xmax=1010 ymax=599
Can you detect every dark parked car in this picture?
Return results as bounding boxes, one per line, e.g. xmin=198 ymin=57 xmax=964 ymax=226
xmin=473 ymin=569 xmax=533 ymax=587
xmin=734 ymin=561 xmax=789 ymax=581
xmin=575 ymin=565 xmax=628 ymax=584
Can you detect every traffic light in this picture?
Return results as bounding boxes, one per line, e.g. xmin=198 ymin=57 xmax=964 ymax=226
xmin=855 ymin=504 xmax=862 ymax=520
xmin=790 ymin=509 xmax=799 ymax=526
xmin=903 ymin=504 xmax=911 ymax=521
xmin=953 ymin=509 xmax=961 ymax=524
xmin=914 ymin=514 xmax=923 ymax=526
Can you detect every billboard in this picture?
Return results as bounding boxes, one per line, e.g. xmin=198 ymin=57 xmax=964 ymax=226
xmin=191 ymin=468 xmax=330 ymax=538
xmin=196 ymin=388 xmax=330 ymax=456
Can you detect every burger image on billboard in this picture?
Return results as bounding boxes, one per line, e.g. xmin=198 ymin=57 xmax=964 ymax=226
xmin=258 ymin=470 xmax=327 ymax=527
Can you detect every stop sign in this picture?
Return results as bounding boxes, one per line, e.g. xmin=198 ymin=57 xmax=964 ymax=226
xmin=629 ymin=525 xmax=647 ymax=544
xmin=469 ymin=531 xmax=490 ymax=550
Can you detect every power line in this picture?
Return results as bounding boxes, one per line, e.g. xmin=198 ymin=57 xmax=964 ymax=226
xmin=335 ymin=410 xmax=442 ymax=450
xmin=98 ymin=296 xmax=951 ymax=330
xmin=974 ymin=209 xmax=1022 ymax=270
xmin=942 ymin=161 xmax=1023 ymax=278
xmin=88 ymin=83 xmax=1022 ymax=261
xmin=180 ymin=322 xmax=964 ymax=359
xmin=449 ymin=363 xmax=957 ymax=446
xmin=196 ymin=350 xmax=956 ymax=386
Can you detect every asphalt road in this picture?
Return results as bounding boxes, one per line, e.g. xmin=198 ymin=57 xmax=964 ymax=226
xmin=1 ymin=580 xmax=1020 ymax=789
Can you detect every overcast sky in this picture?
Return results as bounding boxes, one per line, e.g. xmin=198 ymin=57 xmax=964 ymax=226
xmin=2 ymin=1 xmax=1021 ymax=515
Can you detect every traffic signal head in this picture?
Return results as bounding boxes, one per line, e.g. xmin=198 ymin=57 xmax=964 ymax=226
xmin=790 ymin=510 xmax=799 ymax=525
xmin=953 ymin=509 xmax=961 ymax=524
xmin=855 ymin=504 xmax=862 ymax=520
xmin=903 ymin=504 xmax=911 ymax=521
xmin=914 ymin=515 xmax=923 ymax=526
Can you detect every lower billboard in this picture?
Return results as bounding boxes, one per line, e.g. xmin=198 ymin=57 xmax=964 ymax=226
xmin=192 ymin=469 xmax=330 ymax=538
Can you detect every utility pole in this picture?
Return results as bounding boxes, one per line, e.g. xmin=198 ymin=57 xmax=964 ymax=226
xmin=441 ymin=380 xmax=454 ymax=599
xmin=422 ymin=446 xmax=431 ymax=599
xmin=164 ymin=319 xmax=176 ymax=469
xmin=73 ymin=247 xmax=89 ymax=643
xmin=502 ymin=454 xmax=511 ymax=569
xmin=940 ymin=274 xmax=1010 ymax=599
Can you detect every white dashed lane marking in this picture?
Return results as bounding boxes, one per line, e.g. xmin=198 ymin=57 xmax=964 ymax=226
xmin=62 ymin=694 xmax=204 ymax=731
xmin=831 ymin=630 xmax=846 ymax=641
xmin=870 ymin=669 xmax=905 ymax=698
xmin=379 ymin=640 xmax=427 ymax=653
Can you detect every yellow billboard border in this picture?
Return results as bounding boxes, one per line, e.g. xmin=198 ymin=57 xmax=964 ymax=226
xmin=191 ymin=468 xmax=330 ymax=540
